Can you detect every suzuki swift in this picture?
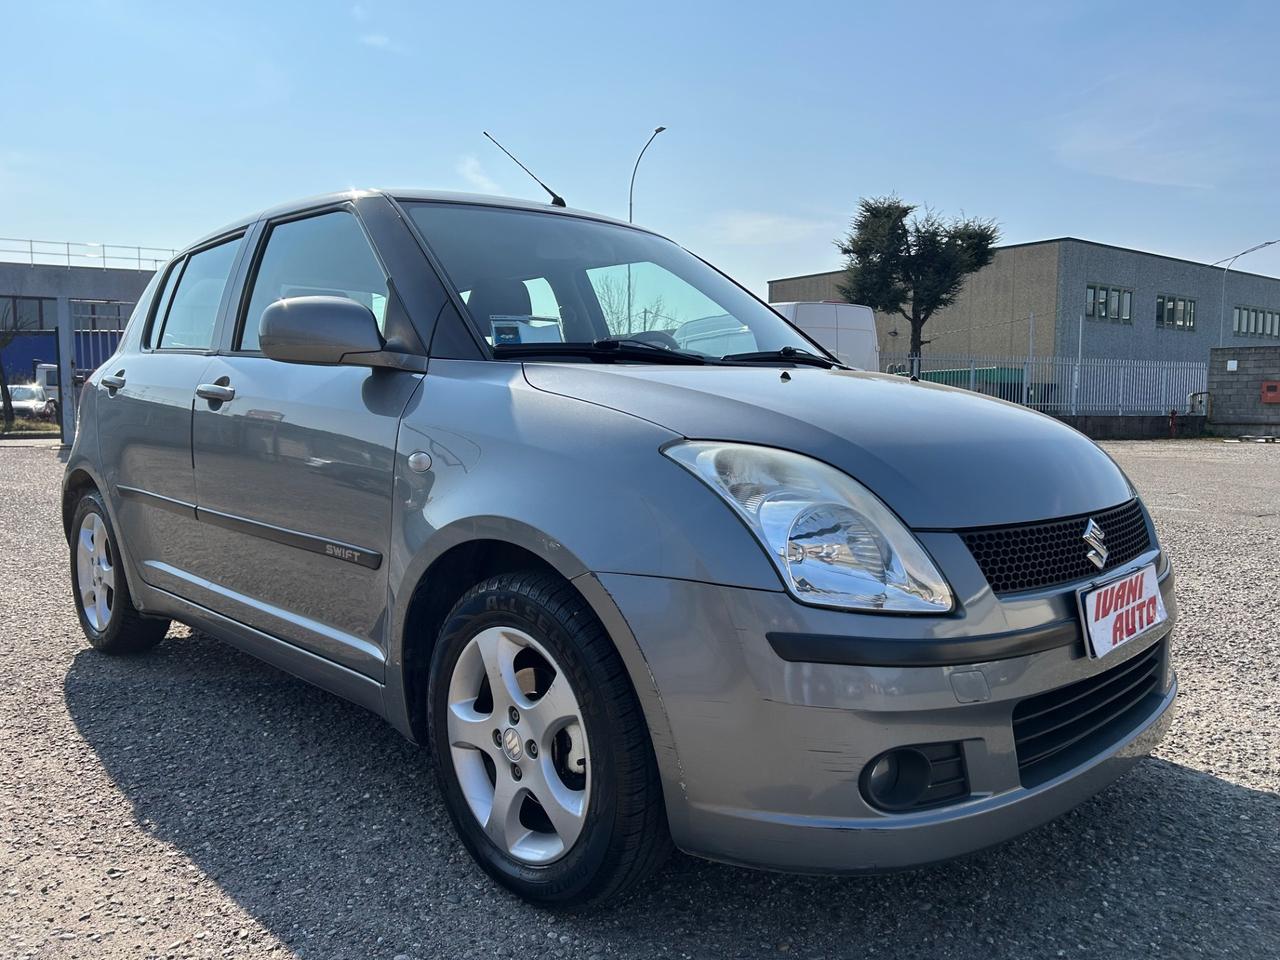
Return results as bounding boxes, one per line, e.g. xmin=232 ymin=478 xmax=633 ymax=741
xmin=63 ymin=190 xmax=1177 ymax=905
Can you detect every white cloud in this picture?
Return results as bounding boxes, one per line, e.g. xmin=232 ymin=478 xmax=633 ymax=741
xmin=359 ymin=32 xmax=392 ymax=48
xmin=709 ymin=210 xmax=835 ymax=246
xmin=456 ymin=156 xmax=503 ymax=195
xmin=350 ymin=4 xmax=368 ymax=21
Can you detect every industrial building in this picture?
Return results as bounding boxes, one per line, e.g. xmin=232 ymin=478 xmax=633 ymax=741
xmin=769 ymin=238 xmax=1280 ymax=363
xmin=0 ymin=251 xmax=162 ymax=383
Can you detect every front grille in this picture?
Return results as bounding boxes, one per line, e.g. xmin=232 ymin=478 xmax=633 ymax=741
xmin=1012 ymin=639 xmax=1166 ymax=788
xmin=960 ymin=499 xmax=1152 ymax=595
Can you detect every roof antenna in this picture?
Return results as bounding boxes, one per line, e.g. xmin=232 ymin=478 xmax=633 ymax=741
xmin=483 ymin=131 xmax=566 ymax=207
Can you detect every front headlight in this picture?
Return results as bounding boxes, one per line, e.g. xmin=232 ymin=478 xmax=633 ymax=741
xmin=664 ymin=441 xmax=953 ymax=613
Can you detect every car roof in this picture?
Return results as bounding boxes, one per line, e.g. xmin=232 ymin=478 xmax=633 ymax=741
xmin=180 ymin=189 xmax=656 ymax=257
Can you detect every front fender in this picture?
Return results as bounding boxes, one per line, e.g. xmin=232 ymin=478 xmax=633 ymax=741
xmin=388 ymin=361 xmax=783 ymax=593
xmin=380 ymin=360 xmax=782 ymax=791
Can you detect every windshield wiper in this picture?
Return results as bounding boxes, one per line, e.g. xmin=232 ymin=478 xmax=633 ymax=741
xmin=721 ymin=345 xmax=842 ymax=368
xmin=493 ymin=340 xmax=708 ymax=365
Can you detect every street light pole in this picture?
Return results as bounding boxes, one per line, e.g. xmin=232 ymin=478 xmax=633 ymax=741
xmin=626 ymin=126 xmax=666 ymax=333
xmin=1215 ymin=239 xmax=1279 ymax=346
xmin=628 ymin=126 xmax=666 ymax=224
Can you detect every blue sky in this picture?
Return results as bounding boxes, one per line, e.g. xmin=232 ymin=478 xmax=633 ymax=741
xmin=2 ymin=0 xmax=1278 ymax=295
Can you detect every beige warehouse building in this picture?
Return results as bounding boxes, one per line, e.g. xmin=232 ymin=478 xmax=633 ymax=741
xmin=768 ymin=238 xmax=1280 ymax=363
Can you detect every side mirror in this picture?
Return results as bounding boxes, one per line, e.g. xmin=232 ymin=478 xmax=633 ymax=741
xmin=259 ymin=296 xmax=387 ymax=366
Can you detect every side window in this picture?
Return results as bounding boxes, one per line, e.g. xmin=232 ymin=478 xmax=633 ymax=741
xmin=239 ymin=210 xmax=388 ymax=352
xmin=154 ymin=238 xmax=241 ymax=350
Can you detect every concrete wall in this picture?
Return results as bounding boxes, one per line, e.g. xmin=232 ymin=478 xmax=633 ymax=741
xmin=919 ymin=243 xmax=1059 ymax=357
xmin=1206 ymin=345 xmax=1280 ymax=435
xmin=1055 ymin=241 xmax=1280 ymax=362
xmin=1052 ymin=414 xmax=1204 ymax=441
xmin=768 ymin=244 xmax=1060 ymax=358
xmin=0 ymin=262 xmax=155 ymax=303
xmin=766 ymin=271 xmax=844 ymax=303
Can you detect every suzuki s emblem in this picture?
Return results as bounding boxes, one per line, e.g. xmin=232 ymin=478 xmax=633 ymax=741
xmin=501 ymin=728 xmax=523 ymax=763
xmin=1083 ymin=518 xmax=1108 ymax=570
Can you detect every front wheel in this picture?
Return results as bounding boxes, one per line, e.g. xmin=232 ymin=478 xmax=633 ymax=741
xmin=427 ymin=571 xmax=670 ymax=906
xmin=70 ymin=490 xmax=170 ymax=654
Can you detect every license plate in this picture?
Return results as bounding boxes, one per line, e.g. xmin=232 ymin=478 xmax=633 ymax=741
xmin=1077 ymin=563 xmax=1167 ymax=659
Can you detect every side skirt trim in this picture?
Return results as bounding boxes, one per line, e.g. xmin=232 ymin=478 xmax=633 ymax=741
xmin=140 ymin=582 xmax=387 ymax=718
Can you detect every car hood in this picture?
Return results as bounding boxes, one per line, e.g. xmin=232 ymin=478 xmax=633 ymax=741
xmin=522 ymin=364 xmax=1133 ymax=529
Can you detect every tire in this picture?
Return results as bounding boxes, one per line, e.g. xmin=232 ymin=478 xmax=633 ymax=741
xmin=69 ymin=489 xmax=170 ymax=654
xmin=427 ymin=570 xmax=671 ymax=906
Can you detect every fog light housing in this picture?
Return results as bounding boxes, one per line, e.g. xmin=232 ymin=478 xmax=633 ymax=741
xmin=861 ymin=748 xmax=932 ymax=811
xmin=860 ymin=741 xmax=971 ymax=812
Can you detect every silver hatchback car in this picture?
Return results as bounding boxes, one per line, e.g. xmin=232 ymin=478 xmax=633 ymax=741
xmin=63 ymin=190 xmax=1177 ymax=906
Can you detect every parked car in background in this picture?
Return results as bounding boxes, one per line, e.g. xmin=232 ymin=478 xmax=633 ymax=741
xmin=7 ymin=383 xmax=54 ymax=420
xmin=772 ymin=301 xmax=879 ymax=370
xmin=33 ymin=363 xmax=61 ymax=419
xmin=62 ymin=190 xmax=1177 ymax=907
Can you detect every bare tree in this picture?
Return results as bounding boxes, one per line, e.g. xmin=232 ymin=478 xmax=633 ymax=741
xmin=593 ymin=273 xmax=679 ymax=335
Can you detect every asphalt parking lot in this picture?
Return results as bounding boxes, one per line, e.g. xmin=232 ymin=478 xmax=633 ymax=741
xmin=1 ymin=438 xmax=1277 ymax=959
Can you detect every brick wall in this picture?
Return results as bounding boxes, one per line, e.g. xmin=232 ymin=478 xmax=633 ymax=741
xmin=1207 ymin=345 xmax=1280 ymax=434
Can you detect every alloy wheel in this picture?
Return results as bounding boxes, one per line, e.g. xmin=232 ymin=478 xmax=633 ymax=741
xmin=76 ymin=512 xmax=115 ymax=632
xmin=445 ymin=625 xmax=590 ymax=864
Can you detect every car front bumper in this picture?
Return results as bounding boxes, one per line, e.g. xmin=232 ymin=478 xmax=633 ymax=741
xmin=588 ymin=561 xmax=1177 ymax=874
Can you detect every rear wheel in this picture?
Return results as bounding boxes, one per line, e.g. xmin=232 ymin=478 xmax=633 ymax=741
xmin=427 ymin=571 xmax=670 ymax=906
xmin=70 ymin=490 xmax=169 ymax=654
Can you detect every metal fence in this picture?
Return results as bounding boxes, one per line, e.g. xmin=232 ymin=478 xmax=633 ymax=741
xmin=0 ymin=237 xmax=174 ymax=271
xmin=880 ymin=353 xmax=1208 ymax=415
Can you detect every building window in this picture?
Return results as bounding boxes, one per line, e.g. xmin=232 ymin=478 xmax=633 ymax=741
xmin=0 ymin=295 xmax=58 ymax=331
xmin=1086 ymin=284 xmax=1132 ymax=323
xmin=1156 ymin=294 xmax=1196 ymax=331
xmin=1234 ymin=304 xmax=1280 ymax=339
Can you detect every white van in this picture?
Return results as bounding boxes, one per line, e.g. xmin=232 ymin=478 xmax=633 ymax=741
xmin=771 ymin=301 xmax=879 ymax=371
xmin=34 ymin=363 xmax=61 ymax=415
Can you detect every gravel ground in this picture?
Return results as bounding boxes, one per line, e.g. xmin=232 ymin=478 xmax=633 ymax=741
xmin=1 ymin=438 xmax=1277 ymax=960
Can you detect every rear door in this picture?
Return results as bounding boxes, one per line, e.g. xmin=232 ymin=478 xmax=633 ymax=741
xmin=97 ymin=233 xmax=245 ymax=596
xmin=186 ymin=205 xmax=423 ymax=679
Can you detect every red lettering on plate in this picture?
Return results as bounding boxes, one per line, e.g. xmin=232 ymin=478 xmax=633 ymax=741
xmin=1111 ymin=616 xmax=1125 ymax=646
xmin=1096 ymin=587 xmax=1112 ymax=622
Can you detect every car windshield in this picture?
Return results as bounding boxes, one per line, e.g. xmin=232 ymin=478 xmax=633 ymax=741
xmin=9 ymin=385 xmax=43 ymax=401
xmin=404 ymin=202 xmax=822 ymax=361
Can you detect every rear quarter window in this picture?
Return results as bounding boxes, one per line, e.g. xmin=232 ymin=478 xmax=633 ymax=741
xmin=154 ymin=238 xmax=241 ymax=350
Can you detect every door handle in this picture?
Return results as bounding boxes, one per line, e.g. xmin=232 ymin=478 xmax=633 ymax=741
xmin=195 ymin=383 xmax=235 ymax=403
xmin=101 ymin=373 xmax=126 ymax=392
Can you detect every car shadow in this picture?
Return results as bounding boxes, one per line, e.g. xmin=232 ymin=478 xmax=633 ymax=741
xmin=65 ymin=629 xmax=1279 ymax=959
